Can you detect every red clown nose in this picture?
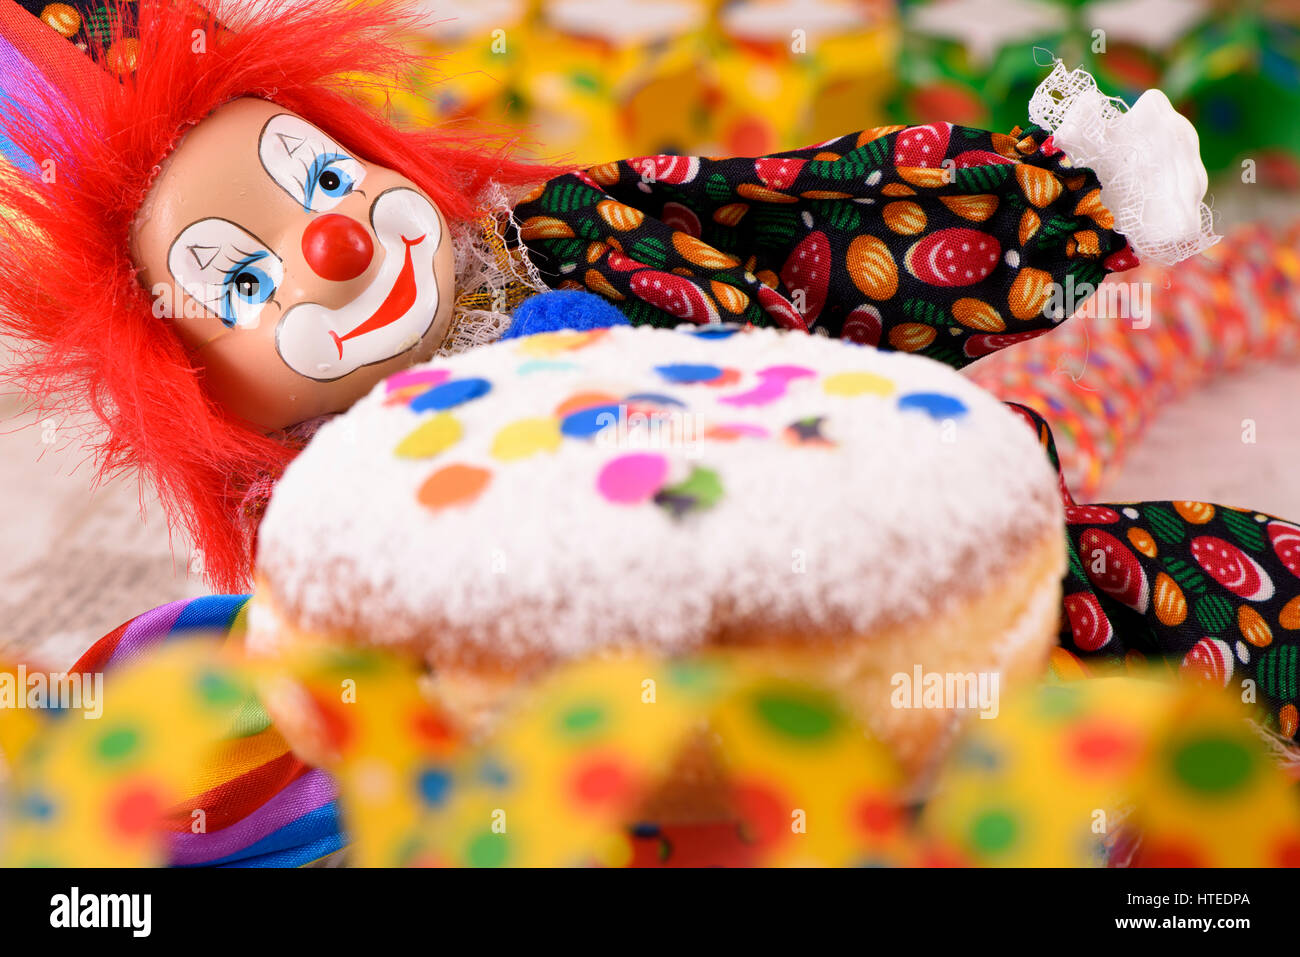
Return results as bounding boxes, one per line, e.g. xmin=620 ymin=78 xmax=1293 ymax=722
xmin=301 ymin=213 xmax=374 ymax=281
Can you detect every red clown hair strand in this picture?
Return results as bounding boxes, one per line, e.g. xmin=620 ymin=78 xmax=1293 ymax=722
xmin=0 ymin=0 xmax=554 ymax=591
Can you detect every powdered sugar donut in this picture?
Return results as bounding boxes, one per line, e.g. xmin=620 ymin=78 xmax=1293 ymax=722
xmin=250 ymin=324 xmax=1066 ymax=781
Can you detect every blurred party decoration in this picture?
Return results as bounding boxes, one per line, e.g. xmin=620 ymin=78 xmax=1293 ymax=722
xmin=57 ymin=595 xmax=346 ymax=868
xmin=920 ymin=674 xmax=1300 ymax=866
xmin=919 ymin=677 xmax=1177 ymax=866
xmin=249 ymin=645 xmax=463 ymax=868
xmin=0 ymin=641 xmax=261 ymax=867
xmin=377 ymin=0 xmax=529 ymax=130
xmin=521 ymin=0 xmax=716 ymax=162
xmin=414 ymin=655 xmax=914 ymax=868
xmin=965 ymin=219 xmax=1300 ymax=499
xmin=897 ymin=0 xmax=1300 ymax=183
xmin=7 ymin=636 xmax=1300 ymax=867
xmin=1128 ymin=687 xmax=1300 ymax=866
xmin=420 ymin=655 xmax=728 ymax=868
xmin=708 ymin=0 xmax=900 ymax=157
xmin=355 ymin=0 xmax=901 ymax=164
xmin=705 ymin=673 xmax=910 ymax=866
xmin=1162 ymin=9 xmax=1300 ymax=185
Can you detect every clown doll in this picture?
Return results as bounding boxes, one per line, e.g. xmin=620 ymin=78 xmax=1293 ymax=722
xmin=1 ymin=0 xmax=1297 ymax=864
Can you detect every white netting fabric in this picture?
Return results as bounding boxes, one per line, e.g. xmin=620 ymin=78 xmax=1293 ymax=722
xmin=1028 ymin=59 xmax=1219 ymax=266
xmin=440 ymin=182 xmax=550 ymax=357
xmin=1250 ymin=718 xmax=1300 ymax=773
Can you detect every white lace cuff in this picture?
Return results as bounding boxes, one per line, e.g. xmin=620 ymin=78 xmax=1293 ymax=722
xmin=1028 ymin=60 xmax=1219 ymax=266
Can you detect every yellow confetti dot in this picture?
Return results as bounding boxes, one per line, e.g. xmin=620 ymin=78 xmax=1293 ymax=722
xmin=395 ymin=413 xmax=462 ymax=459
xmin=515 ymin=329 xmax=606 ymax=357
xmin=823 ymin=372 xmax=894 ymax=397
xmin=491 ymin=418 xmax=562 ymax=462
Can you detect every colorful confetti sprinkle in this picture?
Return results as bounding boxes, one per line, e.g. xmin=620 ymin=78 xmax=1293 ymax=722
xmin=897 ymin=392 xmax=968 ymax=420
xmin=655 ymin=363 xmax=725 ymax=385
xmin=386 ymin=368 xmax=451 ymax=393
xmin=395 ymin=413 xmax=463 ymax=459
xmin=491 ymin=418 xmax=563 ymax=462
xmin=417 ymin=464 xmax=492 ymax=510
xmin=561 ymin=405 xmax=622 ymax=439
xmin=720 ymin=365 xmax=815 ymax=408
xmin=409 ymin=378 xmax=492 ymax=413
xmin=653 ymin=466 xmax=723 ymax=518
xmin=823 ymin=371 xmax=895 ymax=397
xmin=596 ymin=453 xmax=669 ymax=505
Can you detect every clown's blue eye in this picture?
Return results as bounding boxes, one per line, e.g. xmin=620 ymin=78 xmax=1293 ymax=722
xmin=304 ymin=152 xmax=357 ymax=209
xmin=220 ymin=252 xmax=276 ymax=327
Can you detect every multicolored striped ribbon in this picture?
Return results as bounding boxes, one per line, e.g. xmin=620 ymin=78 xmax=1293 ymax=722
xmin=71 ymin=595 xmax=346 ymax=868
xmin=966 ymin=220 xmax=1300 ymax=498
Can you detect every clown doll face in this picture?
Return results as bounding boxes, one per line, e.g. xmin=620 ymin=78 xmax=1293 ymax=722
xmin=131 ymin=97 xmax=456 ymax=431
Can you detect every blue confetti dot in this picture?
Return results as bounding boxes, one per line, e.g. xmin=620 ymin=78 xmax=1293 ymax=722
xmin=478 ymin=759 xmax=511 ymax=789
xmin=625 ymin=392 xmax=686 ymax=408
xmin=690 ymin=326 xmax=739 ymax=340
xmin=409 ymin=377 xmax=491 ymax=412
xmin=655 ymin=363 xmax=724 ymax=384
xmin=20 ymin=792 xmax=55 ymax=820
xmin=417 ymin=767 xmax=453 ymax=807
xmin=897 ymin=392 xmax=967 ymax=420
xmin=560 ymin=404 xmax=622 ymax=438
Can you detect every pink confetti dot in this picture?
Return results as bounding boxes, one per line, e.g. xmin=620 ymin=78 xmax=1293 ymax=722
xmin=597 ymin=453 xmax=669 ymax=505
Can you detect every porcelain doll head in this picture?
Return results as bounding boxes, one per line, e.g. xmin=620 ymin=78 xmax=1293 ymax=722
xmin=131 ymin=96 xmax=457 ymax=430
xmin=0 ymin=0 xmax=547 ymax=589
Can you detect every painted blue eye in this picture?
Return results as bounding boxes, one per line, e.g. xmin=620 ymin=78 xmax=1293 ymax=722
xmin=304 ymin=151 xmax=356 ymax=208
xmin=220 ymin=252 xmax=276 ymax=327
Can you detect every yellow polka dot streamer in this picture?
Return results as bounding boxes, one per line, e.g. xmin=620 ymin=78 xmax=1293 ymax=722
xmin=708 ymin=675 xmax=909 ymax=867
xmin=919 ymin=678 xmax=1177 ymax=867
xmin=7 ymin=647 xmax=1300 ymax=867
xmin=0 ymin=660 xmax=44 ymax=773
xmin=249 ymin=647 xmax=462 ymax=868
xmin=426 ymin=656 xmax=729 ymax=868
xmin=1 ymin=642 xmax=258 ymax=867
xmin=1128 ymin=687 xmax=1300 ymax=868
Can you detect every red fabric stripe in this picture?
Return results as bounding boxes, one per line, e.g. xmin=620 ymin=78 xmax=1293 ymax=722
xmin=162 ymin=751 xmax=311 ymax=833
xmin=71 ymin=620 xmax=130 ymax=675
xmin=0 ymin=0 xmax=114 ymax=98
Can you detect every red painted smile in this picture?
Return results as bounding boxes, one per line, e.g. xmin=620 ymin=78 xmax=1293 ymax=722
xmin=328 ymin=234 xmax=426 ymax=358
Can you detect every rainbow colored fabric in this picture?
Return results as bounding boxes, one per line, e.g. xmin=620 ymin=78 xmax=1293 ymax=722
xmin=72 ymin=596 xmax=346 ymax=867
xmin=0 ymin=1 xmax=114 ymax=172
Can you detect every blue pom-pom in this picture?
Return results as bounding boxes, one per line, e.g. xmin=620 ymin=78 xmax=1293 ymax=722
xmin=501 ymin=290 xmax=629 ymax=340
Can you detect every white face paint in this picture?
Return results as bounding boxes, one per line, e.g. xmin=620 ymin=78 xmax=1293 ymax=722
xmin=276 ymin=187 xmax=443 ymax=381
xmin=259 ymin=113 xmax=368 ymax=212
xmin=166 ymin=218 xmax=284 ymax=328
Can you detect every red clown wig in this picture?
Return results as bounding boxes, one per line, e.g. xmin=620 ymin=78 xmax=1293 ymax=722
xmin=0 ymin=0 xmax=552 ymax=591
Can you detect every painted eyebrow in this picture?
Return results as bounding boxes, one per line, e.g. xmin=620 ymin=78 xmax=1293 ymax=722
xmin=167 ymin=219 xmax=282 ymax=323
xmin=170 ymin=218 xmax=278 ymax=267
xmin=275 ymin=130 xmax=307 ymax=157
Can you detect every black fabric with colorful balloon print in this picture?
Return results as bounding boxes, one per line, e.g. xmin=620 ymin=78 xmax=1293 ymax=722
xmin=515 ymin=122 xmax=1137 ymax=369
xmin=18 ymin=1 xmax=138 ymax=62
xmin=1008 ymin=403 xmax=1300 ymax=742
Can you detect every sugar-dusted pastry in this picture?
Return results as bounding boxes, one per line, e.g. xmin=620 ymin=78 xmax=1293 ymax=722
xmin=249 ymin=324 xmax=1065 ymax=781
